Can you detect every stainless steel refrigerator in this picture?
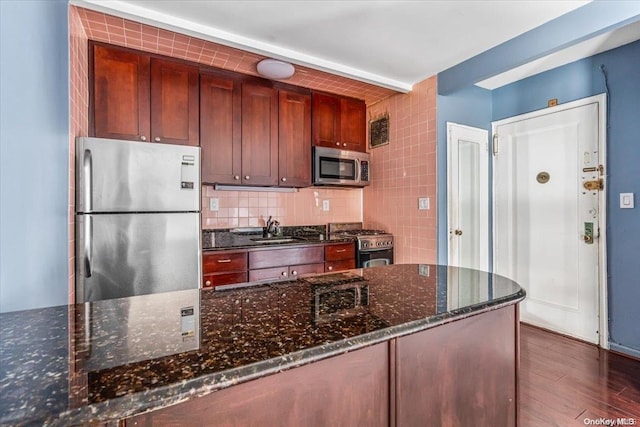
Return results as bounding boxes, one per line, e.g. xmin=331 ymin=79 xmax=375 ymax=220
xmin=75 ymin=137 xmax=201 ymax=303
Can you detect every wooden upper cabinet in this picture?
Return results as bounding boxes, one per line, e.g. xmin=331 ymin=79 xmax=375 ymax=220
xmin=241 ymin=82 xmax=278 ymax=186
xmin=339 ymin=97 xmax=367 ymax=152
xmin=91 ymin=44 xmax=150 ymax=141
xmin=312 ymin=92 xmax=367 ymax=152
xmin=200 ymin=73 xmax=242 ymax=184
xmin=150 ymin=59 xmax=199 ymax=146
xmin=311 ymin=92 xmax=340 ymax=149
xmin=278 ymin=90 xmax=311 ymax=188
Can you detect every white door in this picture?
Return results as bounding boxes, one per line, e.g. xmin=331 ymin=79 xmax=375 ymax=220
xmin=493 ymin=96 xmax=605 ymax=344
xmin=447 ymin=123 xmax=489 ymax=309
xmin=447 ymin=123 xmax=489 ymax=271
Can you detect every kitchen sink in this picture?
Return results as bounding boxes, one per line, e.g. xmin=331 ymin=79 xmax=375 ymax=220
xmin=250 ymin=237 xmax=305 ymax=244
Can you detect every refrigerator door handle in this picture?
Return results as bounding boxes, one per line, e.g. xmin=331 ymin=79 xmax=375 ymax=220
xmin=84 ymin=216 xmax=92 ymax=277
xmin=83 ymin=148 xmax=93 ymax=212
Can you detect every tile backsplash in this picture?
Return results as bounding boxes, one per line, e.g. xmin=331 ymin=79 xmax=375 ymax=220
xmin=363 ymin=76 xmax=438 ymax=265
xmin=202 ymin=186 xmax=362 ymax=229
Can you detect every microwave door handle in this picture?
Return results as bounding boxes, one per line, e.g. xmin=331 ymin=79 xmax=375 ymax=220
xmin=355 ymin=158 xmax=361 ymax=182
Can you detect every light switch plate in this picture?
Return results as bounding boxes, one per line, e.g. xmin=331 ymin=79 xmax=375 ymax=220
xmin=620 ymin=193 xmax=634 ymax=209
xmin=418 ymin=197 xmax=430 ymax=210
xmin=322 ymin=200 xmax=330 ymax=211
xmin=209 ymin=198 xmax=219 ymax=211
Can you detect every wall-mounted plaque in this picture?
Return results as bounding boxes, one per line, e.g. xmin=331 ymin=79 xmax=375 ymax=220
xmin=369 ymin=114 xmax=389 ymax=148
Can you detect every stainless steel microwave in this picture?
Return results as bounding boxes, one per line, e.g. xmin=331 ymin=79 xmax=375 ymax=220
xmin=313 ymin=147 xmax=370 ymax=187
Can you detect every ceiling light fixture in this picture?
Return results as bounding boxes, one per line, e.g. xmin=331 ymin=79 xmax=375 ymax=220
xmin=256 ymin=59 xmax=295 ymax=80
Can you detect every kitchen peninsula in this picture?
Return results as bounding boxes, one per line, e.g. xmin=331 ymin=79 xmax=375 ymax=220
xmin=0 ymin=265 xmax=525 ymax=426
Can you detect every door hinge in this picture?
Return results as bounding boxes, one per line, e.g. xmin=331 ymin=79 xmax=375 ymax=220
xmin=492 ymin=134 xmax=499 ymax=156
xmin=583 ymin=179 xmax=604 ymax=191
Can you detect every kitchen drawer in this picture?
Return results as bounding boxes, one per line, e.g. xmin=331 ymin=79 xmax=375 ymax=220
xmin=203 ymin=251 xmax=248 ymax=274
xmin=203 ymin=272 xmax=248 ymax=288
xmin=325 ymin=259 xmax=356 ymax=273
xmin=325 ymin=243 xmax=355 ymax=261
xmin=249 ymin=267 xmax=290 ymax=282
xmin=290 ymin=263 xmax=325 ymax=277
xmin=249 ymin=246 xmax=324 ymax=270
xmin=249 ymin=263 xmax=325 ymax=282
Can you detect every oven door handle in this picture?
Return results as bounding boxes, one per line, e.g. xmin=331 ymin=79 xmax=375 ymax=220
xmin=360 ymin=247 xmax=393 ymax=252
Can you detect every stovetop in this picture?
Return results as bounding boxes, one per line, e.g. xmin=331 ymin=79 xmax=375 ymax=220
xmin=328 ymin=222 xmax=394 ymax=250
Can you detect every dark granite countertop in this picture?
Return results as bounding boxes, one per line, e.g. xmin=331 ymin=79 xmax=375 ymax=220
xmin=202 ymin=225 xmax=354 ymax=251
xmin=0 ymin=264 xmax=525 ymax=426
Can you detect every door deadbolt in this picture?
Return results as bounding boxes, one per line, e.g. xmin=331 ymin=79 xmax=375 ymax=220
xmin=536 ymin=172 xmax=550 ymax=184
xmin=453 ymin=229 xmax=463 ymax=236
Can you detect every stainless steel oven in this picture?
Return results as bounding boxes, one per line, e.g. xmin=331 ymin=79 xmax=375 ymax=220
xmin=328 ymin=222 xmax=394 ymax=269
xmin=357 ymin=246 xmax=394 ymax=268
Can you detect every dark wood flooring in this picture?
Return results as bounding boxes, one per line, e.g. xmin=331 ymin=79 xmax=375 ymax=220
xmin=520 ymin=323 xmax=640 ymax=426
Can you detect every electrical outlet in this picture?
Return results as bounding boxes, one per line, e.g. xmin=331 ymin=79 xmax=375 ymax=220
xmin=418 ymin=197 xmax=430 ymax=210
xmin=322 ymin=200 xmax=330 ymax=211
xmin=209 ymin=198 xmax=219 ymax=211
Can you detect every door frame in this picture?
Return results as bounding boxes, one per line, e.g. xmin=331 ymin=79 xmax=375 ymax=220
xmin=491 ymin=94 xmax=608 ymax=349
xmin=446 ymin=122 xmax=489 ymax=271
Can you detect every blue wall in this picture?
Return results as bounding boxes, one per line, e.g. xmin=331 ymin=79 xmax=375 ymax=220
xmin=436 ymin=85 xmax=492 ymax=265
xmin=0 ymin=0 xmax=70 ymax=312
xmin=492 ymin=40 xmax=640 ymax=357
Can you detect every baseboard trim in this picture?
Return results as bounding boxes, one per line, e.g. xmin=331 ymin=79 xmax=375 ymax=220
xmin=609 ymin=342 xmax=640 ymax=361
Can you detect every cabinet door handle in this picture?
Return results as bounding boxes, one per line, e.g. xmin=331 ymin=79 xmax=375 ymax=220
xmin=205 ymin=280 xmax=211 ymax=287
xmin=328 ymin=266 xmax=333 ymax=271
xmin=335 ymin=142 xmax=340 ymax=146
xmin=291 ymin=270 xmax=297 ymax=276
xmin=245 ymin=175 xmax=250 ymax=180
xmin=343 ymin=143 xmax=347 ymax=147
xmin=336 ymin=249 xmax=346 ymax=253
xmin=154 ymin=137 xmax=161 ymax=142
xmin=217 ymin=259 xmax=232 ymax=263
xmin=140 ymin=135 xmax=147 ymax=141
xmin=281 ymin=177 xmax=287 ymax=182
xmin=281 ymin=271 xmax=288 ymax=277
xmin=234 ymin=175 xmax=240 ymax=180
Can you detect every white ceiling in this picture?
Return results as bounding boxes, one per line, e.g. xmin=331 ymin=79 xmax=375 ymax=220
xmin=75 ymin=0 xmax=640 ymax=92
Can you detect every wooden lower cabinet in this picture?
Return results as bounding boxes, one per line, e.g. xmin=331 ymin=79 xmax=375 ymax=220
xmin=324 ymin=242 xmax=356 ymax=272
xmin=395 ymin=305 xmax=518 ymax=426
xmin=126 ymin=343 xmax=389 ymax=427
xmin=123 ymin=305 xmax=519 ymax=426
xmin=202 ymin=250 xmax=248 ymax=289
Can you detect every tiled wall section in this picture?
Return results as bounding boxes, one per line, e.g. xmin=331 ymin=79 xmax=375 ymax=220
xmin=363 ymin=77 xmax=438 ymax=264
xmin=74 ymin=6 xmax=397 ymax=106
xmin=202 ymin=187 xmax=362 ymax=229
xmin=69 ymin=6 xmax=89 ymax=303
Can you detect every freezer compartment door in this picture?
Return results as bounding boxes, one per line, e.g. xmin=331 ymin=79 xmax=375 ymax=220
xmin=76 ymin=137 xmax=200 ymax=213
xmin=76 ymin=213 xmax=201 ymax=303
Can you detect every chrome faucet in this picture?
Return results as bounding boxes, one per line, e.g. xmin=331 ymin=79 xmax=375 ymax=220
xmin=264 ymin=216 xmax=280 ymax=238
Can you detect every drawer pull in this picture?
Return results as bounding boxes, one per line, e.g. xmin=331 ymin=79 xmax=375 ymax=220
xmin=281 ymin=271 xmax=288 ymax=277
xmin=217 ymin=259 xmax=232 ymax=263
xmin=336 ymin=249 xmax=346 ymax=253
xmin=291 ymin=270 xmax=297 ymax=276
